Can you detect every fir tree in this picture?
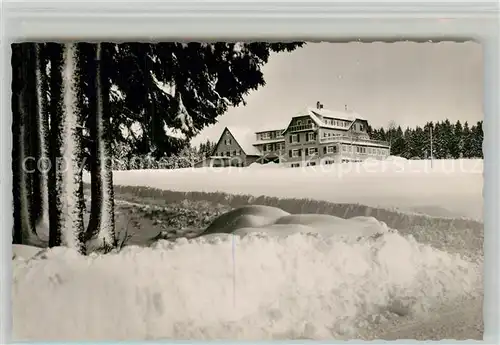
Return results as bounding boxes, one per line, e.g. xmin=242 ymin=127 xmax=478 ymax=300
xmin=451 ymin=120 xmax=463 ymax=158
xmin=470 ymin=121 xmax=484 ymax=158
xmin=462 ymin=121 xmax=473 ymax=158
xmin=422 ymin=122 xmax=434 ymax=159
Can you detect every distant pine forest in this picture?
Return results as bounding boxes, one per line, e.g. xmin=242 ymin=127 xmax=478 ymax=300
xmin=368 ymin=119 xmax=483 ymax=159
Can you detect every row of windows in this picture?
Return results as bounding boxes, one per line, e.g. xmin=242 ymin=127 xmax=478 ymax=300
xmin=295 ymin=119 xmax=313 ymax=126
xmin=290 ymin=159 xmax=360 ymax=168
xmin=212 ymin=160 xmax=245 ymax=167
xmin=290 ymin=132 xmax=317 ymax=144
xmin=341 ymin=145 xmax=389 ymax=155
xmin=297 ymin=117 xmax=354 ymax=129
xmin=323 ymin=132 xmax=342 ymax=138
xmin=257 ymin=131 xmax=284 ymax=141
xmin=287 ymin=145 xmax=389 ymax=158
xmin=291 ymin=130 xmax=368 ymax=143
xmin=322 ymin=118 xmax=350 ymax=128
xmin=290 ymin=158 xmax=364 ymax=168
xmin=264 ymin=142 xmax=285 ymax=152
xmin=216 ymin=150 xmax=242 ymax=157
xmin=289 ymin=145 xmax=337 ymax=158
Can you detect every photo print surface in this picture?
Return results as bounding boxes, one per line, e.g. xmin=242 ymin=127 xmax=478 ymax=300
xmin=11 ymin=41 xmax=483 ymax=341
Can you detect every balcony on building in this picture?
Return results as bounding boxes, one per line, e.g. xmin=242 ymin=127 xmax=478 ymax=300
xmin=319 ymin=135 xmax=389 ymax=147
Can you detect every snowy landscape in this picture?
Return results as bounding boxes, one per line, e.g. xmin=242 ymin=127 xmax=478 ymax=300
xmin=11 ymin=41 xmax=484 ymax=341
xmin=13 ymin=158 xmax=484 ymax=340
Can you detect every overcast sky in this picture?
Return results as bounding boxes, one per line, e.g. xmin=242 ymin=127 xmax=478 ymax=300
xmin=191 ymin=41 xmax=483 ymax=146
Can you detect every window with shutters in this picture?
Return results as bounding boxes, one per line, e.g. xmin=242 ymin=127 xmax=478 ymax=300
xmin=307 ymin=132 xmax=315 ymax=142
xmin=292 ymin=149 xmax=300 ymax=158
xmin=291 ymin=134 xmax=299 ymax=143
xmin=308 ymin=147 xmax=318 ymax=156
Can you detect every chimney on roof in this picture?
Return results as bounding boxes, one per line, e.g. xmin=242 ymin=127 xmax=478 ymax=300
xmin=316 ymin=101 xmax=323 ymax=109
xmin=345 ymin=104 xmax=348 ymax=111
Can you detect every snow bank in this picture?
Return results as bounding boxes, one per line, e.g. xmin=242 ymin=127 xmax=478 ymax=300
xmin=101 ymin=159 xmax=483 ymax=220
xmin=12 ymin=229 xmax=482 ymax=341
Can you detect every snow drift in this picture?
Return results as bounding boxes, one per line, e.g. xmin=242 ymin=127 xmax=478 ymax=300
xmin=15 ymin=159 xmax=483 ymax=340
xmin=201 ymin=205 xmax=390 ymax=241
xmin=12 ymin=220 xmax=482 ymax=341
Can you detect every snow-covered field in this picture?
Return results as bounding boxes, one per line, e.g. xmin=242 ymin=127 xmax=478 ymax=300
xmin=109 ymin=157 xmax=484 ymax=221
xmin=12 ymin=158 xmax=484 ymax=340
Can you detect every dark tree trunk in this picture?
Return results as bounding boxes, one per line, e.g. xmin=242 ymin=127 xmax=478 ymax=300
xmin=85 ymin=44 xmax=101 ymax=241
xmin=24 ymin=44 xmax=41 ymax=231
xmin=11 ymin=43 xmax=39 ymax=245
xmin=47 ymin=43 xmax=64 ymax=248
xmin=22 ymin=43 xmax=51 ymax=243
xmin=86 ymin=43 xmax=116 ymax=250
xmin=12 ymin=44 xmax=32 ymax=244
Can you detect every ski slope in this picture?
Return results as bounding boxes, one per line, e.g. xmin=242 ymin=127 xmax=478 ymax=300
xmin=12 ymin=158 xmax=484 ymax=341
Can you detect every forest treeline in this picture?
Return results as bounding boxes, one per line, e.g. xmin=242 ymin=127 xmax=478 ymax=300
xmin=369 ymin=119 xmax=483 ymax=159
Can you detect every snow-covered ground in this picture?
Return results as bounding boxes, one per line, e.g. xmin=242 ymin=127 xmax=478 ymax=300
xmin=13 ymin=158 xmax=484 ymax=340
xmin=107 ymin=158 xmax=484 ymax=221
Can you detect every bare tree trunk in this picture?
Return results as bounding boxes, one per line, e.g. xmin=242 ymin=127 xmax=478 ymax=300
xmin=85 ymin=44 xmax=101 ymax=242
xmin=48 ymin=43 xmax=86 ymax=254
xmin=11 ymin=43 xmax=37 ymax=245
xmin=22 ymin=43 xmax=50 ymax=243
xmin=47 ymin=43 xmax=63 ymax=247
xmin=87 ymin=43 xmax=116 ymax=251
